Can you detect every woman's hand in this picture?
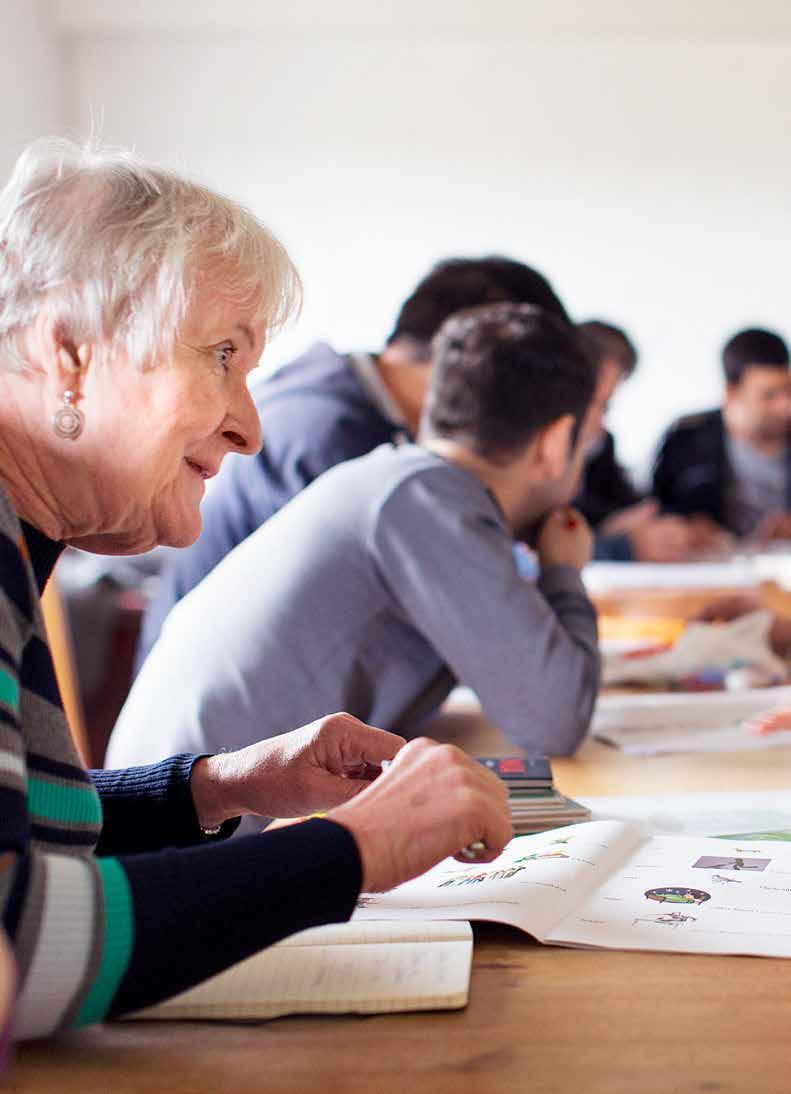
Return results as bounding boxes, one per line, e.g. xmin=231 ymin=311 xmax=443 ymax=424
xmin=328 ymin=738 xmax=513 ymax=892
xmin=190 ymin=712 xmax=406 ymax=828
xmin=192 ymin=724 xmax=513 ymax=894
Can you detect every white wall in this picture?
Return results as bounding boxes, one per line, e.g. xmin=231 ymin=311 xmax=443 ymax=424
xmin=42 ymin=4 xmax=791 ymax=477
xmin=0 ymin=1 xmax=64 ymax=180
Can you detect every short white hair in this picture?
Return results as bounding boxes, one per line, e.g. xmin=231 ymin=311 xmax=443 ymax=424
xmin=0 ymin=137 xmax=301 ymax=369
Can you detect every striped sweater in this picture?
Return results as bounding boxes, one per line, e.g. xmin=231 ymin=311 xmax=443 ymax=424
xmin=0 ymin=486 xmax=361 ymax=1039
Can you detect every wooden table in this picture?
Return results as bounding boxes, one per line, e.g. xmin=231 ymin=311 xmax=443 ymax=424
xmin=10 ymin=705 xmax=791 ymax=1094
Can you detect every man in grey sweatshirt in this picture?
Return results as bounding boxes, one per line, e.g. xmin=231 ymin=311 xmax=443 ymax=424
xmin=107 ymin=302 xmax=601 ymax=794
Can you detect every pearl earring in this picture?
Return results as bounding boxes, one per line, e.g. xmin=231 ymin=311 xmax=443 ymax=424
xmin=52 ymin=390 xmax=85 ymax=440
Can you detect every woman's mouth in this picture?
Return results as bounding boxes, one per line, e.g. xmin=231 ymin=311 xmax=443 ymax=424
xmin=185 ymin=459 xmax=215 ymax=480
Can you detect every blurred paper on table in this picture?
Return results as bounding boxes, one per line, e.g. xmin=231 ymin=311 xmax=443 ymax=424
xmin=579 ymin=789 xmax=791 ymax=837
xmin=585 ymin=552 xmax=791 ymax=595
xmin=593 ymin=687 xmax=791 ymax=754
xmin=584 ymin=560 xmax=761 ymax=594
xmin=602 ymin=611 xmax=786 ymax=687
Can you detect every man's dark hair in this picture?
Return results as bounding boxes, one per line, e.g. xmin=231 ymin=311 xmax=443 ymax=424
xmin=423 ymin=301 xmax=595 ymax=465
xmin=386 ymin=255 xmax=570 ymax=359
xmin=722 ymin=328 xmax=789 ymax=385
xmin=578 ymin=319 xmax=638 ymax=377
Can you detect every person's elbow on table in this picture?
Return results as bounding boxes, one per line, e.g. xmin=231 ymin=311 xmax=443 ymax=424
xmin=500 ymin=679 xmax=596 ymax=759
xmin=536 ymin=656 xmax=600 ymax=757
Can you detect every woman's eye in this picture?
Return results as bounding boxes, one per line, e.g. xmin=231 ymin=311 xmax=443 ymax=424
xmin=214 ymin=343 xmax=236 ymax=369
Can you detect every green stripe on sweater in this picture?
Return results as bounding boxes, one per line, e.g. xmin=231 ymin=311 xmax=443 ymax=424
xmin=0 ymin=665 xmax=19 ymax=714
xmin=76 ymin=858 xmax=134 ymax=1026
xmin=28 ymin=776 xmax=103 ymax=826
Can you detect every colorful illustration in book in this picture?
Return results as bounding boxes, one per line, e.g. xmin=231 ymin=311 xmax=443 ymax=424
xmin=693 ymin=856 xmax=770 ymax=873
xmin=633 ymin=911 xmax=697 ymax=928
xmin=439 ymin=844 xmax=577 ymax=888
xmin=436 ymin=847 xmax=573 ymax=888
xmin=644 ymin=887 xmax=711 ymax=906
xmin=715 ymin=832 xmax=791 ymax=842
xmin=711 ymin=874 xmax=742 ymax=886
xmin=514 ymin=850 xmax=570 ymax=863
xmin=439 ymin=865 xmax=526 ymax=887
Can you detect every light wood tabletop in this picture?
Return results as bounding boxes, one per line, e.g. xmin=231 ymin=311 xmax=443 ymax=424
xmin=10 ymin=702 xmax=791 ymax=1094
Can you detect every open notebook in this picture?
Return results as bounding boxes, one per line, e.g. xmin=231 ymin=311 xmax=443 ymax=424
xmin=355 ymin=821 xmax=791 ymax=958
xmin=127 ymin=920 xmax=472 ymax=1021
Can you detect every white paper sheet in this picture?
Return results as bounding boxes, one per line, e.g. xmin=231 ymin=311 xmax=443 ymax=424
xmin=601 ymin=611 xmax=787 ymax=687
xmin=592 ymin=686 xmax=791 ymax=754
xmin=579 ymin=789 xmax=791 ymax=838
xmin=583 ymin=560 xmax=762 ymax=594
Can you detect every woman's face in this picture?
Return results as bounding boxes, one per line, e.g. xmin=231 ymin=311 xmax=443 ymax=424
xmin=69 ymin=278 xmax=265 ymax=554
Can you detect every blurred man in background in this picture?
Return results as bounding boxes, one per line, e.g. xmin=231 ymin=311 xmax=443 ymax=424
xmin=653 ymin=327 xmax=791 ymax=541
xmin=575 ymin=320 xmax=699 ymax=562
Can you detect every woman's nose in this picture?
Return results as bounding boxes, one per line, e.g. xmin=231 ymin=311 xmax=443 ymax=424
xmin=223 ymin=385 xmax=263 ymax=455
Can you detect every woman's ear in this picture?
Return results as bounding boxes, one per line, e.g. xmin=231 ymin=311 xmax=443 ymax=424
xmin=54 ymin=334 xmax=91 ymax=389
xmin=34 ymin=309 xmax=92 ymax=388
xmin=535 ymin=414 xmax=574 ymax=480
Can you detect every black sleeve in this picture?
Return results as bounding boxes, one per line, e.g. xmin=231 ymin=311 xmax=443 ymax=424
xmin=576 ymin=433 xmax=642 ymax=527
xmin=651 ymin=427 xmax=680 ymax=513
xmin=92 ymin=755 xmax=239 ymax=855
xmin=111 ymin=818 xmax=362 ymax=1016
xmin=593 ymin=534 xmax=634 ymax=562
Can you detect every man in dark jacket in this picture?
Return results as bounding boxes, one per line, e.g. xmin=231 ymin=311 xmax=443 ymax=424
xmin=652 ymin=328 xmax=791 ymax=540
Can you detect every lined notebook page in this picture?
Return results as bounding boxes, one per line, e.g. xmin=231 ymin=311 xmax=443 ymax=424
xmin=129 ymin=921 xmax=472 ymax=1021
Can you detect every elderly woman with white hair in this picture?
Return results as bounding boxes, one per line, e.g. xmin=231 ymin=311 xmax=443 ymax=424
xmin=0 ymin=139 xmax=511 ymax=1042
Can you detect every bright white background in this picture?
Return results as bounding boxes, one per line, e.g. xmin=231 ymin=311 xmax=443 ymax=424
xmin=4 ymin=0 xmax=791 ymax=481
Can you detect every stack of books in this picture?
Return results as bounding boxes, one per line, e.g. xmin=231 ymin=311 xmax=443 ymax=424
xmin=477 ymin=756 xmax=590 ymax=834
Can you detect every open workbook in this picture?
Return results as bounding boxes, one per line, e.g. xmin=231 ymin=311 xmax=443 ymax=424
xmin=355 ymin=820 xmax=791 ymax=958
xmin=127 ymin=920 xmax=472 ymax=1021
